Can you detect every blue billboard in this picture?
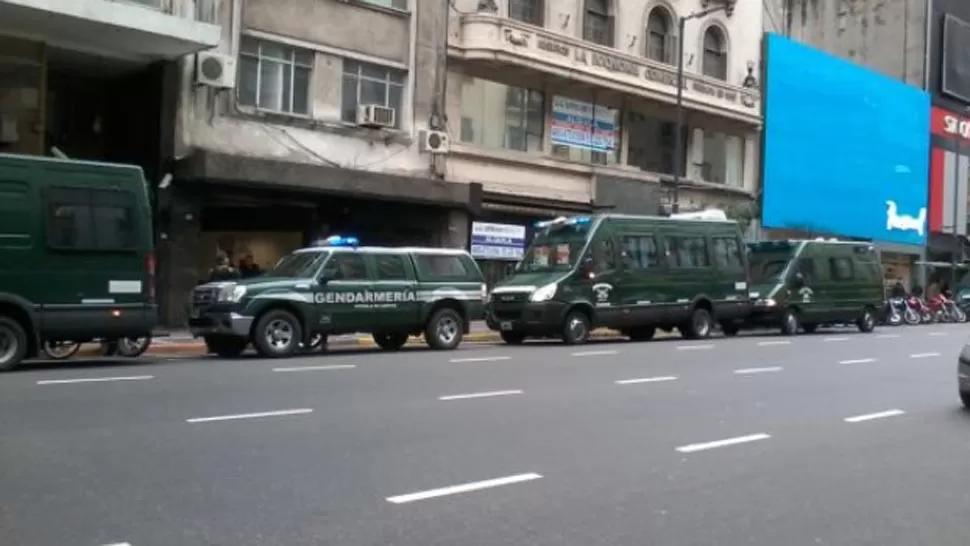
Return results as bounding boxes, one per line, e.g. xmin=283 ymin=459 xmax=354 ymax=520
xmin=762 ymin=33 xmax=931 ymax=246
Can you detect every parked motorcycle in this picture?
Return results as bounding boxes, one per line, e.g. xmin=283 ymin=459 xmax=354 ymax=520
xmin=885 ymin=297 xmax=910 ymax=326
xmin=927 ymin=293 xmax=968 ymax=323
xmin=906 ymin=295 xmax=935 ymax=324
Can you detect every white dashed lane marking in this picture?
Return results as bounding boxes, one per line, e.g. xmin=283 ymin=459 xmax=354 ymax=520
xmin=929 ymin=332 xmax=948 ymax=337
xmin=734 ymin=366 xmax=783 ymax=375
xmin=675 ymin=433 xmax=772 ymax=453
xmin=272 ymin=364 xmax=356 ymax=372
xmin=571 ymin=350 xmax=619 ymax=357
xmin=36 ymin=375 xmax=153 ymax=385
xmin=823 ymin=336 xmax=850 ymax=342
xmin=756 ymin=340 xmax=790 ymax=346
xmin=844 ymin=409 xmax=906 ymax=423
xmin=875 ymin=333 xmax=900 ymax=339
xmin=677 ymin=344 xmax=714 ymax=351
xmin=615 ymin=376 xmax=678 ymax=385
xmin=386 ymin=473 xmax=542 ymax=504
xmin=449 ymin=356 xmax=512 ymax=363
xmin=186 ymin=409 xmax=313 ymax=424
xmin=438 ymin=390 xmax=522 ymax=401
xmin=909 ymin=352 xmax=941 ymax=359
xmin=839 ymin=358 xmax=877 ymax=365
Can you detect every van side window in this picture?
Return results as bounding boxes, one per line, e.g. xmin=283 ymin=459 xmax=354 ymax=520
xmin=829 ymin=257 xmax=854 ymax=281
xmin=325 ymin=254 xmax=368 ymax=280
xmin=374 ymin=254 xmax=408 ymax=280
xmin=712 ymin=237 xmax=742 ymax=270
xmin=415 ymin=254 xmax=470 ymax=279
xmin=621 ymin=235 xmax=660 ymax=269
xmin=665 ymin=236 xmax=709 ymax=268
xmin=591 ymin=239 xmax=617 ymax=270
xmin=46 ymin=187 xmax=136 ymax=251
xmin=797 ymin=258 xmax=817 ymax=282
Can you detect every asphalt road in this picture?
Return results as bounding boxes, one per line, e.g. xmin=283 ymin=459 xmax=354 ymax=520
xmin=2 ymin=324 xmax=969 ymax=546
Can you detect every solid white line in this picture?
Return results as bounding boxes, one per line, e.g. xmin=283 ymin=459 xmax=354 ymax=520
xmin=677 ymin=344 xmax=713 ymax=351
xmin=36 ymin=375 xmax=153 ymax=385
xmin=757 ymin=340 xmax=790 ymax=346
xmin=734 ymin=366 xmax=783 ymax=375
xmin=823 ymin=336 xmax=850 ymax=342
xmin=449 ymin=356 xmax=511 ymax=363
xmin=844 ymin=409 xmax=906 ymax=423
xmin=676 ymin=433 xmax=771 ymax=453
xmin=272 ymin=364 xmax=356 ymax=372
xmin=102 ymin=543 xmax=132 ymax=546
xmin=910 ymin=352 xmax=941 ymax=359
xmin=875 ymin=333 xmax=900 ymax=339
xmin=929 ymin=331 xmax=948 ymax=336
xmin=438 ymin=390 xmax=522 ymax=401
xmin=186 ymin=409 xmax=313 ymax=423
xmin=386 ymin=473 xmax=542 ymax=504
xmin=615 ymin=376 xmax=678 ymax=385
xmin=839 ymin=358 xmax=877 ymax=365
xmin=571 ymin=350 xmax=618 ymax=357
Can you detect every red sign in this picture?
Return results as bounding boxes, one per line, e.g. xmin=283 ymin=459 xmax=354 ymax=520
xmin=931 ymin=106 xmax=970 ymax=140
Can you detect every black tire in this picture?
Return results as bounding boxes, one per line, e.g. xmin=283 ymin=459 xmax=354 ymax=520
xmin=683 ymin=308 xmax=713 ymax=340
xmin=780 ymin=308 xmax=800 ymax=336
xmin=628 ymin=326 xmax=656 ymax=342
xmin=252 ymin=310 xmax=302 ymax=358
xmin=425 ymin=308 xmax=464 ymax=350
xmin=373 ymin=332 xmax=409 ymax=351
xmin=500 ymin=331 xmax=527 ymax=345
xmin=0 ymin=316 xmax=28 ymax=371
xmin=204 ymin=336 xmax=248 ymax=358
xmin=802 ymin=323 xmax=818 ymax=334
xmin=857 ymin=307 xmax=876 ymax=333
xmin=42 ymin=341 xmax=81 ymax=360
xmin=301 ymin=334 xmax=328 ymax=353
xmin=561 ymin=309 xmax=591 ymax=345
xmin=961 ymin=390 xmax=970 ymax=410
xmin=117 ymin=336 xmax=152 ymax=358
xmin=720 ymin=322 xmax=740 ymax=337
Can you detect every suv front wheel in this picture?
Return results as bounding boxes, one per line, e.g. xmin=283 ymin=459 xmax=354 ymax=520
xmin=562 ymin=310 xmax=591 ymax=345
xmin=425 ymin=308 xmax=464 ymax=350
xmin=0 ymin=316 xmax=28 ymax=371
xmin=252 ymin=310 xmax=303 ymax=358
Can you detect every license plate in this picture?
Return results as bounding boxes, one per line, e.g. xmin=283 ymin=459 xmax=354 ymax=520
xmin=500 ymin=321 xmax=513 ymax=331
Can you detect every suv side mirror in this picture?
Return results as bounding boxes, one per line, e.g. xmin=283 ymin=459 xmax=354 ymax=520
xmin=319 ymin=270 xmax=336 ymax=283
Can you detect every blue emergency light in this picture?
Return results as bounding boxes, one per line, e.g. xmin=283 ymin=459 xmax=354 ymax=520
xmin=314 ymin=235 xmax=360 ymax=248
xmin=534 ymin=216 xmax=592 ymax=229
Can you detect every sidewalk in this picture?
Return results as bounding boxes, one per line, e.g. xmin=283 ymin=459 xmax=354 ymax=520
xmin=74 ymin=321 xmax=638 ymax=357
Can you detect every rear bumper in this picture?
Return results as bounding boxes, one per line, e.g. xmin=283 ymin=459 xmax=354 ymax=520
xmin=188 ymin=312 xmax=253 ymax=338
xmin=43 ymin=304 xmax=158 ymax=340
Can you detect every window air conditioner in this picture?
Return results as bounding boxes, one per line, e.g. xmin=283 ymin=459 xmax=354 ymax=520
xmin=356 ymin=104 xmax=396 ymax=128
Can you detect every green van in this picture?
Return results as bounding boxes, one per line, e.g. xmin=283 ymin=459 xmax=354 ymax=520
xmin=745 ymin=239 xmax=884 ymax=335
xmin=0 ymin=153 xmax=158 ymax=370
xmin=486 ymin=213 xmax=751 ymax=344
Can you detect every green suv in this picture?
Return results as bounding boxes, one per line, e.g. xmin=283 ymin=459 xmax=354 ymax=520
xmin=187 ymin=237 xmax=487 ymax=357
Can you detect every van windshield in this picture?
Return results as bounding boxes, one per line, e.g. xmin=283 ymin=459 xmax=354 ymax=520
xmin=518 ymin=224 xmax=591 ymax=273
xmin=747 ymin=245 xmax=796 ymax=284
xmin=267 ymin=251 xmax=330 ymax=278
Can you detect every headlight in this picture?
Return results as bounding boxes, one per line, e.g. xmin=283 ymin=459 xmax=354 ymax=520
xmin=217 ymin=284 xmax=247 ymax=302
xmin=754 ymin=298 xmax=777 ymax=307
xmin=529 ymin=282 xmax=558 ymax=302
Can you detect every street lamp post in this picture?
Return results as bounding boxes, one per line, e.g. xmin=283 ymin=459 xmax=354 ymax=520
xmin=671 ymin=5 xmax=731 ymax=214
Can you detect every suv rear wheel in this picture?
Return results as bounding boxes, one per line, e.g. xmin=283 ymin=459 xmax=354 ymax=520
xmin=252 ymin=310 xmax=303 ymax=358
xmin=857 ymin=307 xmax=876 ymax=333
xmin=205 ymin=335 xmax=248 ymax=358
xmin=500 ymin=331 xmax=526 ymax=345
xmin=425 ymin=308 xmax=464 ymax=350
xmin=0 ymin=316 xmax=28 ymax=371
xmin=373 ymin=332 xmax=409 ymax=351
xmin=682 ymin=308 xmax=713 ymax=339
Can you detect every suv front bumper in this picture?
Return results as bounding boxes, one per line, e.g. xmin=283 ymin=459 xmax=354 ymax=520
xmin=188 ymin=311 xmax=253 ymax=338
xmin=486 ymin=301 xmax=569 ymax=335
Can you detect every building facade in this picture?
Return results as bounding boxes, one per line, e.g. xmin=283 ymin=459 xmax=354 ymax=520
xmin=446 ymin=0 xmax=763 ymax=283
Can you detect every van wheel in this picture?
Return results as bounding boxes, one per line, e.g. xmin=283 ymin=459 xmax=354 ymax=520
xmin=500 ymin=331 xmax=526 ymax=345
xmin=252 ymin=310 xmax=302 ymax=358
xmin=561 ymin=310 xmax=591 ymax=345
xmin=780 ymin=308 xmax=800 ymax=335
xmin=205 ymin=336 xmax=248 ymax=358
xmin=683 ymin=308 xmax=713 ymax=339
xmin=0 ymin=316 xmax=28 ymax=371
xmin=628 ymin=326 xmax=655 ymax=342
xmin=857 ymin=307 xmax=876 ymax=333
xmin=720 ymin=322 xmax=740 ymax=337
xmin=425 ymin=308 xmax=464 ymax=350
xmin=961 ymin=390 xmax=970 ymax=410
xmin=374 ymin=332 xmax=409 ymax=351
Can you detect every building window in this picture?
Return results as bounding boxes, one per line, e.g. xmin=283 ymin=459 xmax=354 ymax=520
xmin=702 ymin=26 xmax=728 ymax=80
xmin=645 ymin=7 xmax=674 ymax=64
xmin=460 ymin=77 xmax=544 ymax=152
xmin=701 ymin=130 xmax=744 ymax=187
xmin=45 ymin=187 xmax=137 ymax=251
xmin=550 ymin=96 xmax=620 ymax=165
xmin=583 ymin=0 xmax=613 ymax=47
xmin=341 ymin=60 xmax=406 ymax=128
xmin=238 ymin=37 xmax=313 ymax=115
xmin=359 ymin=0 xmax=408 ymax=9
xmin=626 ymin=112 xmax=685 ymax=175
xmin=509 ymin=0 xmax=543 ymax=26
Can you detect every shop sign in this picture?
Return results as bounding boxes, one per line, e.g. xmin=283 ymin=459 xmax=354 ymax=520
xmin=931 ymin=106 xmax=970 ymax=140
xmin=550 ymin=96 xmax=618 ymax=152
xmin=470 ymin=222 xmax=526 ymax=261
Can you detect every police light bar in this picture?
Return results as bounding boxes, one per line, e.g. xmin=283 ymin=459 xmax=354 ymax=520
xmin=314 ymin=235 xmax=360 ymax=248
xmin=534 ymin=216 xmax=591 ymax=229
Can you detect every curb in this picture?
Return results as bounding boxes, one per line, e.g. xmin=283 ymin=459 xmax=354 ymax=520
xmin=70 ymin=328 xmax=662 ymax=358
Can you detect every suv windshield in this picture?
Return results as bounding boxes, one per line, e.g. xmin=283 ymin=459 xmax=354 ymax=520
xmin=266 ymin=251 xmax=330 ymax=278
xmin=518 ymin=223 xmax=592 ymax=273
xmin=747 ymin=248 xmax=795 ymax=284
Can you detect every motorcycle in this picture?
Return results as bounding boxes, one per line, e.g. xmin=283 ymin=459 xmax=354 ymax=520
xmin=885 ymin=297 xmax=910 ymax=326
xmin=928 ymin=293 xmax=968 ymax=323
xmin=906 ymin=295 xmax=935 ymax=324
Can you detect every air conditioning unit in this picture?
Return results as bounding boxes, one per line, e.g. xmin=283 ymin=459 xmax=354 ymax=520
xmin=196 ymin=51 xmax=236 ymax=89
xmin=419 ymin=130 xmax=450 ymax=154
xmin=356 ymin=104 xmax=396 ymax=128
